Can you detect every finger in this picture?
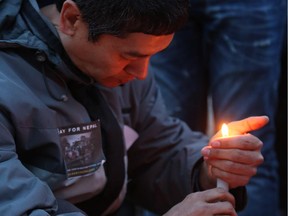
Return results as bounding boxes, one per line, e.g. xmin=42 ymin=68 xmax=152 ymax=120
xmin=210 ymin=134 xmax=263 ymax=151
xmin=208 ymin=159 xmax=258 ymax=176
xmin=228 ymin=116 xmax=269 ymax=135
xmin=203 ymin=188 xmax=235 ymax=207
xmin=210 ymin=202 xmax=237 ymax=216
xmin=210 ymin=166 xmax=251 ymax=188
xmin=205 ymin=148 xmax=264 ymax=165
xmin=208 ymin=159 xmax=258 ymax=188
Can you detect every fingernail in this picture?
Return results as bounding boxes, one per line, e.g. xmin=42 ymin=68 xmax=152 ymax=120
xmin=202 ymin=148 xmax=210 ymax=156
xmin=211 ymin=141 xmax=220 ymax=148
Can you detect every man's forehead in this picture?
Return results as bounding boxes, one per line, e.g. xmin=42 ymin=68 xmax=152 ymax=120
xmin=117 ymin=33 xmax=174 ymax=50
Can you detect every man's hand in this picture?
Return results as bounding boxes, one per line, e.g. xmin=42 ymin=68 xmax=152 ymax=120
xmin=163 ymin=188 xmax=237 ymax=216
xmin=200 ymin=116 xmax=269 ymax=189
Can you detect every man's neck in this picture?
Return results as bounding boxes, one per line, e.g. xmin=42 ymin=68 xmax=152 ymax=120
xmin=40 ymin=4 xmax=60 ymax=27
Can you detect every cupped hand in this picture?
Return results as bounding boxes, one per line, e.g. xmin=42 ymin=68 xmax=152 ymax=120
xmin=201 ymin=116 xmax=269 ymax=189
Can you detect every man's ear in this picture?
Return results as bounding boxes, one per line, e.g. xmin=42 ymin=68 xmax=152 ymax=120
xmin=58 ymin=0 xmax=81 ymax=36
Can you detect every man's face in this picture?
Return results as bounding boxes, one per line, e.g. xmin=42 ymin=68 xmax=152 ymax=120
xmin=57 ymin=1 xmax=174 ymax=87
xmin=62 ymin=26 xmax=173 ymax=87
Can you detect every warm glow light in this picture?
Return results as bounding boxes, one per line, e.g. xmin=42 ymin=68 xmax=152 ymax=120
xmin=221 ymin=123 xmax=229 ymax=137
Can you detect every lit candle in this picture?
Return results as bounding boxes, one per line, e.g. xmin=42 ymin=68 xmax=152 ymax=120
xmin=221 ymin=123 xmax=229 ymax=137
xmin=216 ymin=123 xmax=229 ymax=191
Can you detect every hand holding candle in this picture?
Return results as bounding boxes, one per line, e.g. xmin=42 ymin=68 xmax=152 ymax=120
xmin=201 ymin=116 xmax=269 ymax=190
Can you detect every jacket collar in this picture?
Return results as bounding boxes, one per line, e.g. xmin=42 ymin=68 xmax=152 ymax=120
xmin=0 ymin=0 xmax=94 ymax=85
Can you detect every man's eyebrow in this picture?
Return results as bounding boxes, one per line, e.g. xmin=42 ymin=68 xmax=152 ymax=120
xmin=125 ymin=51 xmax=150 ymax=58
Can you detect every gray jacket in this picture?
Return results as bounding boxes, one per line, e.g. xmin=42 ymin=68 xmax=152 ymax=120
xmin=0 ymin=1 xmax=242 ymax=216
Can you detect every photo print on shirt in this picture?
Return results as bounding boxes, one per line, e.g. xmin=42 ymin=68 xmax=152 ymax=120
xmin=58 ymin=120 xmax=105 ymax=178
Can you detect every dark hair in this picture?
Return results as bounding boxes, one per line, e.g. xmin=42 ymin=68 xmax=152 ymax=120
xmin=55 ymin=0 xmax=188 ymax=41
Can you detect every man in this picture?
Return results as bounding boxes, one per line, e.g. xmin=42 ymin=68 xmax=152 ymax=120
xmin=0 ymin=0 xmax=268 ymax=215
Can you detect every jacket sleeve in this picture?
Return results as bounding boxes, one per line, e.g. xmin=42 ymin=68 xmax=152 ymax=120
xmin=125 ymin=72 xmax=247 ymax=214
xmin=0 ymin=115 xmax=58 ymax=215
xmin=125 ymin=72 xmax=210 ymax=214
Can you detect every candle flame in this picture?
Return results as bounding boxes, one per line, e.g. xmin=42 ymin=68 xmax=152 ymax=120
xmin=221 ymin=123 xmax=229 ymax=137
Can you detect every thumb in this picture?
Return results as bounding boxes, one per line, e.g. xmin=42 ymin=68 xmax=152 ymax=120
xmin=228 ymin=115 xmax=269 ymax=135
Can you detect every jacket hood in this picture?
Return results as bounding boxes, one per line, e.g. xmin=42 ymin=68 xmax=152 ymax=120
xmin=0 ymin=0 xmax=22 ymax=31
xmin=0 ymin=0 xmax=94 ymax=84
xmin=0 ymin=0 xmax=61 ymax=64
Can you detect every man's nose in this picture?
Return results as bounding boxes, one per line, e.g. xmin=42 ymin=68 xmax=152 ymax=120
xmin=125 ymin=58 xmax=149 ymax=80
